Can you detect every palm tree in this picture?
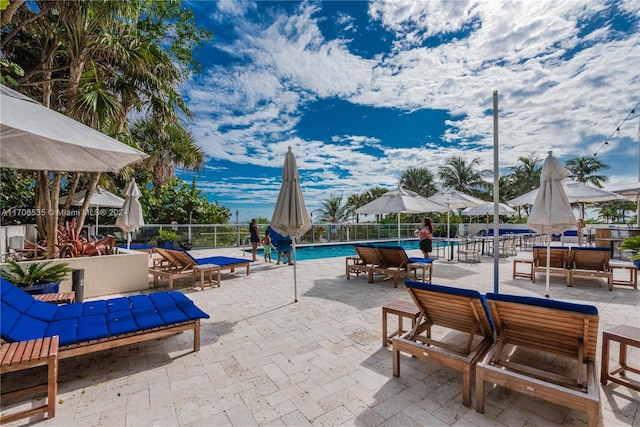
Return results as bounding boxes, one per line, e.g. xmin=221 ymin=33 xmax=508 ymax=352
xmin=316 ymin=196 xmax=349 ymax=223
xmin=399 ymin=167 xmax=437 ymax=197
xmin=438 ymin=157 xmax=491 ymax=197
xmin=510 ymin=153 xmax=542 ymax=194
xmin=345 ymin=193 xmax=367 ymax=223
xmin=565 ymin=156 xmax=609 ymax=187
xmin=131 ymin=119 xmax=204 ymax=197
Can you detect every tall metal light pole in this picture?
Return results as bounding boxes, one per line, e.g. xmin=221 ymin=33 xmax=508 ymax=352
xmin=493 ymin=90 xmax=500 ymax=294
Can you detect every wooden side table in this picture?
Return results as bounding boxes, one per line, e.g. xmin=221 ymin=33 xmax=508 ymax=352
xmin=0 ymin=336 xmax=59 ymax=423
xmin=512 ymin=259 xmax=534 ymax=280
xmin=193 ymin=264 xmax=221 ymax=290
xmin=601 ymin=325 xmax=640 ymax=391
xmin=408 ymin=262 xmax=432 ymax=283
xmin=609 ymin=263 xmax=638 ymax=289
xmin=382 ymin=300 xmax=420 ymax=347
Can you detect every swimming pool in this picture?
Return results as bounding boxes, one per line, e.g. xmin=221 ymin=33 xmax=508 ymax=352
xmin=256 ymin=239 xmax=454 ymax=261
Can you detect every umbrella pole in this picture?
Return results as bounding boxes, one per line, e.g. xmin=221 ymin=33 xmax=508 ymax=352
xmin=447 ymin=211 xmax=451 ymax=261
xmin=397 ymin=214 xmax=401 ymax=245
xmin=292 ymin=238 xmax=298 ymax=303
xmin=127 ymin=232 xmax=131 ymax=250
xmin=545 ymin=237 xmax=551 ymax=298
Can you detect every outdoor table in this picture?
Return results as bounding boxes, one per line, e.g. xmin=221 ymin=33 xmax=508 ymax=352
xmin=601 ymin=325 xmax=640 ymax=391
xmin=381 ymin=300 xmax=420 ymax=347
xmin=408 ymin=262 xmax=432 ymax=283
xmin=193 ymin=263 xmax=221 ymax=290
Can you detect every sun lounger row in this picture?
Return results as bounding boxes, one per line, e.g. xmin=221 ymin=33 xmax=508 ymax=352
xmin=528 ymin=246 xmax=613 ymax=289
xmin=1 ymin=278 xmax=209 ymax=359
xmin=150 ymin=248 xmax=251 ymax=289
xmin=392 ymin=281 xmax=599 ymax=426
xmin=346 ymin=244 xmax=433 ymax=287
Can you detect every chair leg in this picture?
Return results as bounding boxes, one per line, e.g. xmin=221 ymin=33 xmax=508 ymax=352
xmin=462 ymin=366 xmax=472 ymax=407
xmin=392 ymin=346 xmax=400 ymax=377
xmin=47 ymin=352 xmax=58 ymax=418
xmin=475 ymin=367 xmax=486 ymax=413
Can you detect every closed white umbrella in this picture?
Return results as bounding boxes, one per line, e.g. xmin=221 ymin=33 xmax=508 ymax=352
xmin=0 ymin=85 xmax=147 ymax=172
xmin=356 ymin=186 xmax=449 ymax=244
xmin=59 ymin=186 xmax=125 ymax=234
xmin=527 ymin=152 xmax=577 ymax=297
xmin=116 ymin=179 xmax=145 ymax=249
xmin=271 ymin=147 xmax=312 ymax=303
xmin=428 ymin=190 xmax=486 ymax=259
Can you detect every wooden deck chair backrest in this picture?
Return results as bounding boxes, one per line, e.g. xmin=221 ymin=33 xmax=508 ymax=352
xmin=354 ymin=245 xmax=383 ymax=266
xmin=571 ymin=248 xmax=610 ymax=272
xmin=532 ymin=246 xmax=570 ymax=268
xmin=154 ymin=248 xmax=182 ymax=268
xmin=405 ymin=282 xmax=494 ymax=354
xmin=376 ymin=246 xmax=410 ymax=269
xmin=166 ymin=249 xmax=198 ymax=268
xmin=485 ymin=293 xmax=599 ymax=364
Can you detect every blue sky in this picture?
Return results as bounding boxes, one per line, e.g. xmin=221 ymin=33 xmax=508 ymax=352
xmin=178 ymin=0 xmax=640 ymax=222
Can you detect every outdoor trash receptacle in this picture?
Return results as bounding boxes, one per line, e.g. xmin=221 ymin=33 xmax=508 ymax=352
xmin=72 ymin=269 xmax=84 ymax=303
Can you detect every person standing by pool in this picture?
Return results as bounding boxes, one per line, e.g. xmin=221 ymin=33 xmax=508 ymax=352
xmin=262 ymin=229 xmax=273 ymax=263
xmin=275 ymin=235 xmax=293 ymax=265
xmin=414 ymin=217 xmax=433 ymax=257
xmin=250 ymin=219 xmax=260 ymax=261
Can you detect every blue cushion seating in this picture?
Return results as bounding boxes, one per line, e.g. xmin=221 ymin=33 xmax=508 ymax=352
xmin=1 ymin=278 xmax=209 ymax=347
xmin=408 ymin=257 xmax=434 ymax=264
xmin=195 ymin=255 xmax=252 ymax=267
xmin=486 ymin=292 xmax=598 ymax=315
xmin=532 ymin=246 xmax=571 ymax=250
xmin=117 ymin=244 xmax=153 ymax=250
xmin=571 ymin=246 xmax=611 ymax=252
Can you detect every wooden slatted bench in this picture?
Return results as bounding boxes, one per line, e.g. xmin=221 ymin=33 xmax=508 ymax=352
xmin=33 ymin=291 xmax=75 ymax=304
xmin=0 ymin=336 xmax=59 ymax=423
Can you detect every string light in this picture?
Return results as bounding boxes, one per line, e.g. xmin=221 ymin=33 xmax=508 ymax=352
xmin=594 ymin=101 xmax=640 ymax=156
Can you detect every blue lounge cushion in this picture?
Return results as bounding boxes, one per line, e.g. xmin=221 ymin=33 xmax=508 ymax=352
xmin=129 ymin=295 xmax=154 ymax=309
xmin=28 ymin=300 xmax=58 ymax=322
xmin=46 ymin=319 xmax=78 ymax=346
xmin=106 ymin=297 xmax=131 ymax=312
xmin=149 ymin=292 xmax=175 ymax=306
xmin=175 ymin=300 xmax=210 ymax=320
xmin=107 ymin=311 xmax=138 ymax=336
xmin=533 ymin=246 xmax=571 ymax=250
xmin=132 ymin=307 xmax=165 ymax=329
xmin=1 ymin=302 xmax=22 ymax=338
xmin=7 ymin=314 xmax=49 ymax=342
xmin=2 ymin=284 xmax=35 ymax=313
xmin=1 ymin=278 xmax=15 ymax=296
xmin=155 ymin=304 xmax=190 ymax=324
xmin=571 ymin=246 xmax=612 ymax=252
xmin=486 ymin=293 xmax=598 ymax=315
xmin=53 ymin=302 xmax=83 ymax=320
xmin=405 ymin=281 xmax=483 ymax=299
xmin=408 ymin=257 xmax=434 ymax=264
xmin=82 ymin=300 xmax=107 ymax=316
xmin=196 ymin=256 xmax=252 ymax=267
xmin=77 ymin=315 xmax=108 ymax=342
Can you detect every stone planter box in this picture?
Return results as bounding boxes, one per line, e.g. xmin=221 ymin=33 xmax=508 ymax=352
xmin=5 ymin=250 xmax=149 ymax=299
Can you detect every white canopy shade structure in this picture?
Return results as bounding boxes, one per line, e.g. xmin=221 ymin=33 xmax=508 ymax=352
xmin=606 ymin=183 xmax=640 ymax=227
xmin=461 ymin=202 xmax=516 ymax=216
xmin=509 ymin=179 xmax=626 ymax=206
xmin=59 ymin=186 xmax=125 ymax=234
xmin=270 ymin=147 xmax=312 ymax=303
xmin=356 ymin=186 xmax=449 ymax=244
xmin=116 ymin=179 xmax=145 ymax=249
xmin=0 ymin=85 xmax=147 ymax=172
xmin=427 ymin=190 xmax=486 ymax=259
xmin=526 ymin=152 xmax=577 ymax=297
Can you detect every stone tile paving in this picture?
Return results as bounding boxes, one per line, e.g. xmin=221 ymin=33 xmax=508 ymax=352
xmin=2 ymin=246 xmax=639 ymax=426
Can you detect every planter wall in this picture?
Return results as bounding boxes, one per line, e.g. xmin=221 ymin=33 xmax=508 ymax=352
xmin=4 ymin=250 xmax=149 ymax=299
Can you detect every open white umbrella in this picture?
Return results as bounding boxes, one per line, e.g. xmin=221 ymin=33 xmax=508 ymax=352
xmin=462 ymin=202 xmax=516 ymax=231
xmin=59 ymin=187 xmax=125 ymax=234
xmin=527 ymin=152 xmax=577 ymax=297
xmin=427 ymin=190 xmax=486 ymax=259
xmin=356 ymin=186 xmax=449 ymax=244
xmin=116 ymin=179 xmax=145 ymax=249
xmin=509 ymin=179 xmax=625 ymax=207
xmin=0 ymin=85 xmax=147 ymax=172
xmin=270 ymin=147 xmax=312 ymax=303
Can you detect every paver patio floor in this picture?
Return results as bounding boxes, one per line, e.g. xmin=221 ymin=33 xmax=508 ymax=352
xmin=2 ymin=246 xmax=639 ymax=426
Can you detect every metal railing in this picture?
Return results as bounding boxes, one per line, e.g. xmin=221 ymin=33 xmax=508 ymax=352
xmin=94 ymin=222 xmax=467 ymax=249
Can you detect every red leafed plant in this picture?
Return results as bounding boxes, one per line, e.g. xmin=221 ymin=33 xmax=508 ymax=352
xmin=52 ymin=219 xmax=116 ymax=258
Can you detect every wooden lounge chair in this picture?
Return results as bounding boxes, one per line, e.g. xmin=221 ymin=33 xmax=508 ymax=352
xmin=1 ymin=278 xmax=209 ymax=360
xmin=392 ymin=282 xmax=494 ymax=407
xmin=372 ymin=246 xmax=433 ymax=288
xmin=150 ymin=248 xmax=251 ymax=289
xmin=346 ymin=245 xmax=383 ymax=281
xmin=570 ymin=247 xmax=613 ymax=290
xmin=532 ymin=246 xmax=571 ymax=285
xmin=476 ymin=293 xmax=600 ymax=427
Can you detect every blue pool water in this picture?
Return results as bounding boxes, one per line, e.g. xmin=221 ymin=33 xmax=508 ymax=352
xmin=256 ymin=239 xmax=453 ymax=261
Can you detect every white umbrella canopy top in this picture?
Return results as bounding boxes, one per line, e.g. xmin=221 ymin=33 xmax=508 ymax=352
xmin=59 ymin=186 xmax=125 ymax=208
xmin=509 ymin=179 xmax=626 ymax=206
xmin=356 ymin=186 xmax=449 ymax=215
xmin=461 ymin=202 xmax=516 ymax=216
xmin=0 ymin=85 xmax=148 ymax=172
xmin=270 ymin=147 xmax=312 ymax=239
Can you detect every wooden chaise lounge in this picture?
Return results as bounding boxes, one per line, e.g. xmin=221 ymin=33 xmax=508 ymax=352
xmin=570 ymin=247 xmax=613 ymax=290
xmin=392 ymin=282 xmax=494 ymax=406
xmin=476 ymin=293 xmax=600 ymax=427
xmin=346 ymin=244 xmax=383 ymax=281
xmin=372 ymin=246 xmax=433 ymax=288
xmin=1 ymin=278 xmax=209 ymax=359
xmin=532 ymin=246 xmax=571 ymax=285
xmin=150 ymin=248 xmax=251 ymax=289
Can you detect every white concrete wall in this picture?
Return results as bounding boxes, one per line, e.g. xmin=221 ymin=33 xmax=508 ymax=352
xmin=3 ymin=250 xmax=149 ymax=299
